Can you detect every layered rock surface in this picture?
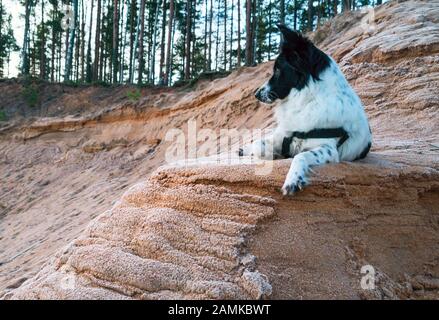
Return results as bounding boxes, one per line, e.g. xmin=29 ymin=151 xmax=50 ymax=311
xmin=1 ymin=0 xmax=439 ymax=299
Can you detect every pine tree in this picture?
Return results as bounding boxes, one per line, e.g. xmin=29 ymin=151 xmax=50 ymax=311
xmin=164 ymin=0 xmax=174 ymax=85
xmin=223 ymin=0 xmax=227 ymax=70
xmin=237 ymin=0 xmax=241 ymax=67
xmin=137 ymin=0 xmax=145 ymax=84
xmin=9 ymin=0 xmax=386 ymax=85
xmin=343 ymin=0 xmax=352 ymax=11
xmin=128 ymin=0 xmax=137 ymax=83
xmin=203 ymin=0 xmax=208 ymax=71
xmin=93 ymin=0 xmax=102 ymax=81
xmin=112 ymin=0 xmax=119 ymax=82
xmin=86 ymin=0 xmax=94 ymax=82
xmin=184 ymin=0 xmax=192 ymax=79
xmin=245 ymin=0 xmax=252 ymax=66
xmin=229 ymin=0 xmax=234 ymax=70
xmin=20 ymin=0 xmax=35 ymax=76
xmin=207 ymin=0 xmax=213 ymax=71
xmin=213 ymin=0 xmax=220 ymax=70
xmin=150 ymin=0 xmax=163 ymax=83
xmin=308 ymin=0 xmax=314 ymax=31
xmin=159 ymin=0 xmax=167 ymax=84
xmin=65 ymin=0 xmax=79 ymax=81
xmin=280 ymin=0 xmax=285 ymax=24
xmin=0 ymin=0 xmax=19 ymax=78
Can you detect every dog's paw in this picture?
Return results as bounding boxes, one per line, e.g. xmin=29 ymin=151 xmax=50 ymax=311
xmin=239 ymin=140 xmax=274 ymax=160
xmin=238 ymin=143 xmax=260 ymax=158
xmin=281 ymin=175 xmax=307 ymax=196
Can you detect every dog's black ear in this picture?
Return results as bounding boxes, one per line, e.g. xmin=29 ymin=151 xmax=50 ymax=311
xmin=277 ymin=24 xmax=292 ymax=45
xmin=277 ymin=24 xmax=302 ymax=44
xmin=277 ymin=24 xmax=310 ymax=56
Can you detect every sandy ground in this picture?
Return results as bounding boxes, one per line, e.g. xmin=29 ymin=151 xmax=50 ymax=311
xmin=1 ymin=0 xmax=439 ymax=299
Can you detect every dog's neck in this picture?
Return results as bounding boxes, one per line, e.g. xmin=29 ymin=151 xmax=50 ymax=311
xmin=277 ymin=58 xmax=345 ymax=112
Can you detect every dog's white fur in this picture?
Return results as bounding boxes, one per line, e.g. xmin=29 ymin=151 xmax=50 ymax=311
xmin=242 ymin=57 xmax=372 ymax=195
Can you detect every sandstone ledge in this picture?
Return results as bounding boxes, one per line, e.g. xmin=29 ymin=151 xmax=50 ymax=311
xmin=5 ymin=153 xmax=439 ymax=299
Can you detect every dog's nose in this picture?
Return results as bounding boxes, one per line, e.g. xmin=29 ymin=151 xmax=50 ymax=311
xmin=255 ymin=88 xmax=262 ymax=101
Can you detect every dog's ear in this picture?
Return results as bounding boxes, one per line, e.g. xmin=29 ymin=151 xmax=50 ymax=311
xmin=277 ymin=24 xmax=309 ymax=54
xmin=277 ymin=24 xmax=302 ymax=44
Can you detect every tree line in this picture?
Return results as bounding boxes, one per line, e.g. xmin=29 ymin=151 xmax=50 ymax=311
xmin=0 ymin=0 xmax=385 ymax=85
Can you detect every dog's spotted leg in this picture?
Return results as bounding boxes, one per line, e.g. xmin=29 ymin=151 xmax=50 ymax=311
xmin=282 ymin=143 xmax=339 ymax=196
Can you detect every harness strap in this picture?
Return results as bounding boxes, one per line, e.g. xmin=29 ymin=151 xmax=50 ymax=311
xmin=281 ymin=127 xmax=349 ymax=158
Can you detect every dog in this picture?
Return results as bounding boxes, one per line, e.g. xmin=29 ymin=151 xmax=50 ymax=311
xmin=239 ymin=24 xmax=372 ymax=196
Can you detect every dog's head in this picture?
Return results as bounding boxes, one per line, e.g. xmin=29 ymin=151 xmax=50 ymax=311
xmin=255 ymin=24 xmax=330 ymax=104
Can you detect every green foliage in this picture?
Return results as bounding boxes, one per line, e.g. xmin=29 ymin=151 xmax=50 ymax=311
xmin=21 ymin=83 xmax=40 ymax=108
xmin=92 ymin=80 xmax=112 ymax=88
xmin=126 ymin=89 xmax=142 ymax=102
xmin=0 ymin=5 xmax=19 ymax=78
xmin=0 ymin=110 xmax=7 ymax=121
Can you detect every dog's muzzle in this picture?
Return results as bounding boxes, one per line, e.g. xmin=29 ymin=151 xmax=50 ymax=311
xmin=255 ymin=86 xmax=276 ymax=104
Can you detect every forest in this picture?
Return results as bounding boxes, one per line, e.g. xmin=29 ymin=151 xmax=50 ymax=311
xmin=0 ymin=0 xmax=385 ymax=86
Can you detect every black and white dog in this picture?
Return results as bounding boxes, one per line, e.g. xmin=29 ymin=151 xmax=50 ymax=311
xmin=240 ymin=25 xmax=372 ymax=195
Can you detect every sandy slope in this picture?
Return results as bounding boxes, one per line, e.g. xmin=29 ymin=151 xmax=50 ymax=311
xmin=1 ymin=0 xmax=439 ymax=299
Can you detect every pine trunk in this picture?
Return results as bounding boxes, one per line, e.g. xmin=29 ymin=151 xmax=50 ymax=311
xmin=208 ymin=0 xmax=213 ymax=71
xmin=164 ymin=0 xmax=174 ymax=85
xmin=223 ymin=0 xmax=227 ymax=70
xmin=151 ymin=0 xmax=163 ymax=83
xmin=294 ymin=0 xmax=298 ymax=30
xmin=245 ymin=0 xmax=252 ymax=66
xmin=51 ymin=4 xmax=56 ymax=82
xmin=229 ymin=0 xmax=233 ymax=70
xmin=184 ymin=0 xmax=192 ymax=80
xmin=280 ymin=0 xmax=285 ymax=24
xmin=137 ymin=0 xmax=145 ymax=84
xmin=159 ymin=0 xmax=167 ymax=84
xmin=86 ymin=0 xmax=94 ymax=82
xmin=21 ymin=0 xmax=31 ymax=75
xmin=191 ymin=3 xmax=196 ymax=75
xmin=93 ymin=0 xmax=101 ymax=81
xmin=40 ymin=0 xmax=46 ymax=80
xmin=169 ymin=9 xmax=176 ymax=84
xmin=251 ymin=0 xmax=257 ymax=65
xmin=112 ymin=0 xmax=119 ymax=83
xmin=308 ymin=0 xmax=314 ymax=31
xmin=203 ymin=0 xmax=208 ymax=71
xmin=119 ymin=0 xmax=127 ymax=83
xmin=237 ymin=0 xmax=241 ymax=67
xmin=80 ymin=0 xmax=85 ymax=81
xmin=65 ymin=0 xmax=78 ymax=82
xmin=268 ymin=0 xmax=271 ymax=60
xmin=215 ymin=0 xmax=220 ymax=70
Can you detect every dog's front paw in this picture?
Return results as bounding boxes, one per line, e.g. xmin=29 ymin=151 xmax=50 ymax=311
xmin=238 ymin=146 xmax=249 ymax=157
xmin=239 ymin=140 xmax=273 ymax=160
xmin=281 ymin=175 xmax=307 ymax=196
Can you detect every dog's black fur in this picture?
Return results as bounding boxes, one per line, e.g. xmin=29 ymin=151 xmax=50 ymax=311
xmin=255 ymin=24 xmax=331 ymax=103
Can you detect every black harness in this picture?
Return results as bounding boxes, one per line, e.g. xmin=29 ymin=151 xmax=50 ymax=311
xmin=281 ymin=127 xmax=349 ymax=158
